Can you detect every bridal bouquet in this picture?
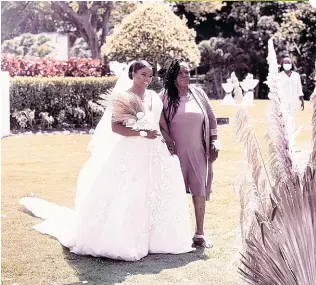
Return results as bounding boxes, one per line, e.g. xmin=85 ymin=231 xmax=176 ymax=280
xmin=107 ymin=89 xmax=152 ymax=131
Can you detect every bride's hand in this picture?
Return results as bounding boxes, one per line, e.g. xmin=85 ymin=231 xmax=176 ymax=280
xmin=145 ymin=130 xmax=161 ymax=139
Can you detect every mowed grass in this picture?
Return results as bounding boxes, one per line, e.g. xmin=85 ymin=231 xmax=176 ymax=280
xmin=1 ymin=100 xmax=313 ymax=285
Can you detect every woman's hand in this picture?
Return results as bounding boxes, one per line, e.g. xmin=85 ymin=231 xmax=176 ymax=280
xmin=143 ymin=130 xmax=161 ymax=139
xmin=166 ymin=139 xmax=176 ymax=155
xmin=161 ymin=132 xmax=176 ymax=155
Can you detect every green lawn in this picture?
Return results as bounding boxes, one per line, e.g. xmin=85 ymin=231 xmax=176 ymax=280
xmin=1 ymin=100 xmax=313 ymax=285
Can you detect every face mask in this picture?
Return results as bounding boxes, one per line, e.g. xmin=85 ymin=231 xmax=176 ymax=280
xmin=283 ymin=64 xmax=292 ymax=71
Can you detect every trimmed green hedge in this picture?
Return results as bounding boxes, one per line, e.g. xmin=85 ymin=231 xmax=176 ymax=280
xmin=10 ymin=77 xmax=117 ymax=129
xmin=10 ymin=76 xmax=164 ymax=130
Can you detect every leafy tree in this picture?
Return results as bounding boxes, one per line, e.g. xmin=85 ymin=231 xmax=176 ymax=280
xmin=101 ymin=3 xmax=200 ymax=69
xmin=1 ymin=1 xmax=139 ymax=59
xmin=108 ymin=2 xmax=138 ymax=33
xmin=170 ymin=1 xmax=224 ymax=24
xmin=68 ymin=2 xmax=139 ymax=58
xmin=50 ymin=1 xmax=113 ymax=59
xmin=274 ymin=4 xmax=316 ymax=97
xmin=69 ymin=38 xmax=91 ymax=58
xmin=1 ymin=33 xmax=55 ymax=57
xmin=1 ymin=1 xmax=55 ymax=42
xmin=176 ymin=1 xmax=314 ymax=99
xmin=199 ymin=37 xmax=250 ymax=98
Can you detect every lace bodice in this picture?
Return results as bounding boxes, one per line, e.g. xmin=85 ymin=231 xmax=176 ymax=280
xmin=141 ymin=90 xmax=163 ymax=131
xmin=151 ymin=91 xmax=163 ymax=128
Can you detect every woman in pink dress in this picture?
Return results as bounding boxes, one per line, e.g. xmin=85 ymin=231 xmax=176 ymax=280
xmin=160 ymin=59 xmax=218 ymax=248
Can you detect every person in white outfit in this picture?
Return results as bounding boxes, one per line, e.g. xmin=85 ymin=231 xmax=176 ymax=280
xmin=279 ymin=56 xmax=305 ymax=122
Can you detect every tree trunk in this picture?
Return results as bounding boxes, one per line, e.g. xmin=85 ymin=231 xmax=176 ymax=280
xmin=51 ymin=1 xmax=113 ymax=60
xmin=154 ymin=61 xmax=158 ymax=77
xmin=254 ymin=75 xmax=259 ymax=99
xmin=78 ymin=15 xmax=100 ymax=59
xmin=87 ymin=31 xmax=100 ymax=58
xmin=213 ymin=68 xmax=221 ymax=99
xmin=100 ymin=5 xmax=112 ymax=45
xmin=219 ymin=71 xmax=223 ymax=98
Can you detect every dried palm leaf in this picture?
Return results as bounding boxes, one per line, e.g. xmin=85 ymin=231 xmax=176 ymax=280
xmin=234 ymin=106 xmax=276 ymax=265
xmin=235 ymin=107 xmax=272 ymax=198
xmin=237 ymin=38 xmax=316 ymax=285
xmin=107 ymin=89 xmax=145 ymax=124
xmin=310 ymin=89 xmax=316 ymax=166
xmin=265 ymin=38 xmax=298 ymax=187
xmin=239 ymin=167 xmax=316 ymax=285
xmin=233 ymin=175 xmax=260 ymax=250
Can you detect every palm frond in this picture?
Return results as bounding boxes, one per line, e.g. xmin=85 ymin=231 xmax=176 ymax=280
xmin=234 ymin=106 xmax=275 ymax=263
xmin=239 ymin=168 xmax=316 ymax=285
xmin=108 ymin=89 xmax=145 ymax=124
xmin=238 ymin=39 xmax=316 ymax=285
xmin=310 ymin=89 xmax=316 ymax=166
xmin=265 ymin=38 xmax=298 ymax=187
xmin=233 ymin=175 xmax=260 ymax=250
xmin=235 ymin=108 xmax=272 ymax=196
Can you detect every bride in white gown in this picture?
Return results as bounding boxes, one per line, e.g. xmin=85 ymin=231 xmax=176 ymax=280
xmin=20 ymin=60 xmax=194 ymax=261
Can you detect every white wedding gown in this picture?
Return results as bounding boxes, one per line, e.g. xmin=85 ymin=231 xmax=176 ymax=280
xmin=20 ymin=91 xmax=194 ymax=261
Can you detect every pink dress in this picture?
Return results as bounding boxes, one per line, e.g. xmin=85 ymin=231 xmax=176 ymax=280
xmin=165 ymin=94 xmax=208 ymax=197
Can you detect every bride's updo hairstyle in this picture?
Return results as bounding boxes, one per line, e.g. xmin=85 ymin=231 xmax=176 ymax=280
xmin=128 ymin=60 xmax=152 ymax=79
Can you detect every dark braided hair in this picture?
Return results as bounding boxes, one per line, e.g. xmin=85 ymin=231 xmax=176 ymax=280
xmin=128 ymin=60 xmax=152 ymax=79
xmin=163 ymin=59 xmax=183 ymax=126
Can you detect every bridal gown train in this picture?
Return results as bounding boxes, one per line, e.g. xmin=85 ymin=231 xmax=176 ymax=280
xmin=20 ymin=91 xmax=194 ymax=261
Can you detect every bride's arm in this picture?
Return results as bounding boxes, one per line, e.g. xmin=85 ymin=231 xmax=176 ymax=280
xmin=159 ymin=112 xmax=176 ymax=154
xmin=159 ymin=113 xmax=171 ymax=141
xmin=112 ymin=122 xmax=159 ymax=139
xmin=112 ymin=121 xmax=141 ymax=137
xmin=157 ymin=90 xmax=171 ymax=140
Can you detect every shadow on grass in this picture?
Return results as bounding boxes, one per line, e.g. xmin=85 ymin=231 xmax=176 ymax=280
xmin=20 ymin=205 xmax=209 ymax=284
xmin=19 ymin=204 xmax=211 ymax=285
xmin=63 ymin=246 xmax=208 ymax=285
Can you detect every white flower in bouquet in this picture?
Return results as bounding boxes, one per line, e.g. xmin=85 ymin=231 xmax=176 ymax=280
xmin=108 ymin=89 xmax=153 ymax=131
xmin=124 ymin=118 xmax=137 ymax=128
xmin=132 ymin=113 xmax=152 ymax=131
xmin=136 ymin=112 xmax=145 ymax=119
